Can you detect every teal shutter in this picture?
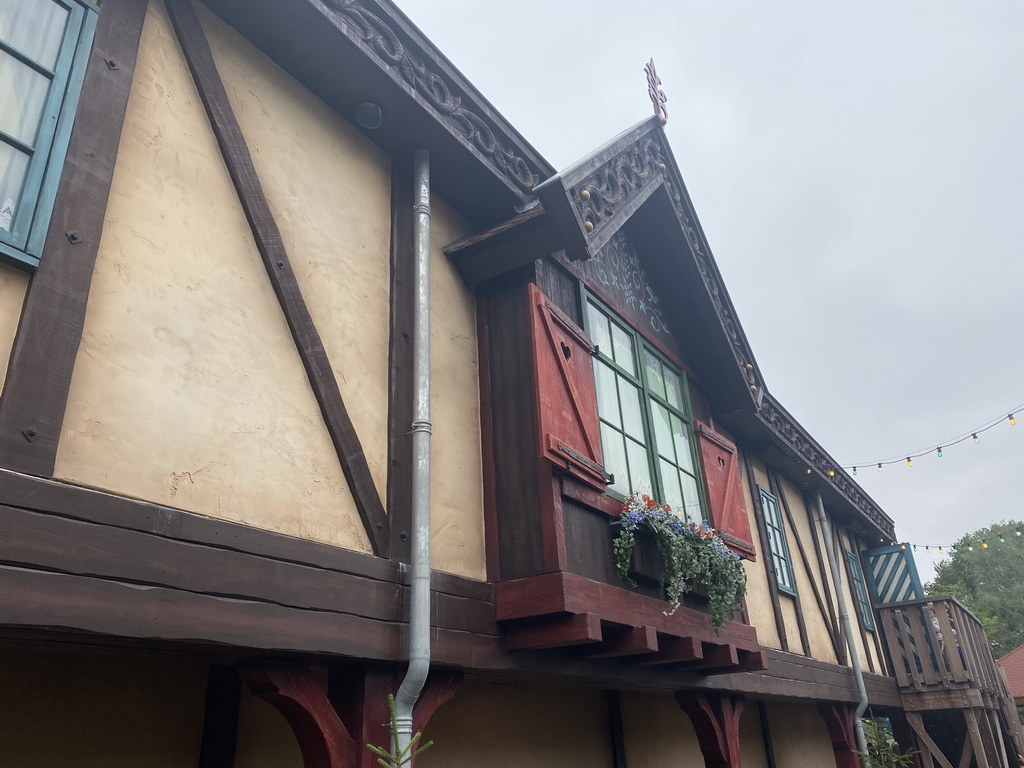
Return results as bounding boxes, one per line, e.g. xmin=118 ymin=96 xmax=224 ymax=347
xmin=846 ymin=550 xmax=876 ymax=630
xmin=861 ymin=544 xmax=924 ymax=605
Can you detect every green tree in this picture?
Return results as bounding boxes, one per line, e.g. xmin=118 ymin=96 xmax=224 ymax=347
xmin=926 ymin=519 xmax=1024 ymax=657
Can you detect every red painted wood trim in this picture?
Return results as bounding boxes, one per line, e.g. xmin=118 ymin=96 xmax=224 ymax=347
xmin=412 ymin=672 xmax=463 ymax=736
xmin=495 ymin=570 xmax=759 ymax=649
xmin=163 ymin=0 xmax=389 ymax=557
xmin=817 ymin=702 xmax=860 ymax=768
xmin=505 ymin=612 xmax=602 ymax=651
xmin=240 ymin=662 xmax=356 ymax=768
xmin=0 ymin=0 xmax=150 ymax=476
xmin=676 ymin=692 xmax=745 ymax=768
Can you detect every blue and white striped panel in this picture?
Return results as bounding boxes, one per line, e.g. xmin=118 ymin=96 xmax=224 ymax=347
xmin=862 ymin=545 xmax=924 ymax=605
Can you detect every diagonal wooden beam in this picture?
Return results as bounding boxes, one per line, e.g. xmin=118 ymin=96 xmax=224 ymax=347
xmin=0 ymin=0 xmax=150 ymax=476
xmin=164 ymin=0 xmax=389 ymax=556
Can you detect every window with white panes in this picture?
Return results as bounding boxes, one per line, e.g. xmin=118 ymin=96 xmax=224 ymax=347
xmin=584 ymin=295 xmax=705 ymax=523
xmin=0 ymin=0 xmax=96 ymax=268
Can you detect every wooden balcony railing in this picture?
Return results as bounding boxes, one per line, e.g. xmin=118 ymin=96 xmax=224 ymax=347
xmin=877 ymin=596 xmax=1015 ymax=711
xmin=877 ymin=596 xmax=1024 ymax=761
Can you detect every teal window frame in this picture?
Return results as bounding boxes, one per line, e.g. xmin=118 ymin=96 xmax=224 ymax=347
xmin=758 ymin=487 xmax=797 ymax=596
xmin=582 ymin=292 xmax=707 ymax=524
xmin=846 ymin=550 xmax=876 ymax=631
xmin=0 ymin=0 xmax=98 ymax=269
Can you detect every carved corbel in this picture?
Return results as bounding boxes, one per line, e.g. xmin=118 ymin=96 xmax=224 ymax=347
xmin=675 ymin=691 xmax=745 ymax=768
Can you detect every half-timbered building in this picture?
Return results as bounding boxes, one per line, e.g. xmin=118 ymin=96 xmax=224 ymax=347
xmin=1 ymin=0 xmax=1021 ymax=766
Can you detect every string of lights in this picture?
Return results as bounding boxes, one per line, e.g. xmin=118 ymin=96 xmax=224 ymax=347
xmin=844 ymin=401 xmax=1024 ymax=475
xmin=878 ymin=525 xmax=1023 ymax=555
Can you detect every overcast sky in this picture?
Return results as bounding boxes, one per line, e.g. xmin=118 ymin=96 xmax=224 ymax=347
xmin=397 ymin=0 xmax=1024 ymax=579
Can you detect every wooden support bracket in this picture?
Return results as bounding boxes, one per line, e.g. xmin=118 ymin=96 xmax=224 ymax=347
xmin=240 ymin=662 xmax=357 ymax=768
xmin=676 ymin=691 xmax=745 ymax=768
xmin=817 ymin=702 xmax=859 ymax=768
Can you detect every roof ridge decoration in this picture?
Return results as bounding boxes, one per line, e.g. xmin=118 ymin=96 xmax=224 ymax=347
xmin=537 ymin=118 xmax=895 ymax=539
xmin=320 ymin=0 xmax=542 ymax=196
xmin=538 ymin=118 xmax=762 ymax=396
xmin=757 ymin=394 xmax=895 ymax=538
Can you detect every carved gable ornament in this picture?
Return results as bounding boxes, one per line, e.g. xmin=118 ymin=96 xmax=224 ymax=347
xmin=318 ymin=0 xmax=542 ymax=197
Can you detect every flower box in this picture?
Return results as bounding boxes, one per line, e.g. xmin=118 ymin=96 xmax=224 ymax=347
xmin=612 ymin=494 xmax=746 ymax=628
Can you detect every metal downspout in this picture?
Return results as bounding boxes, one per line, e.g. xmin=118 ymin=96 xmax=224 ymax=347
xmin=393 ymin=149 xmax=431 ymax=765
xmin=815 ymin=492 xmax=871 ymax=766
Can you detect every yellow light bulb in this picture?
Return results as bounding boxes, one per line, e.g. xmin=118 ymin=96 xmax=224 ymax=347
xmin=1010 ymin=414 xmax=1017 ymax=426
xmin=906 ymin=457 xmax=913 ymax=467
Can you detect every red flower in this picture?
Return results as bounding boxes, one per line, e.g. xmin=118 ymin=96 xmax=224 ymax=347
xmin=665 ymin=504 xmax=671 ymax=511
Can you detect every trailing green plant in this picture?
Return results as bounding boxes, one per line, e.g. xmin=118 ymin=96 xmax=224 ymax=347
xmin=366 ymin=694 xmax=434 ymax=768
xmin=613 ymin=493 xmax=746 ymax=628
xmin=853 ymin=716 xmax=917 ymax=768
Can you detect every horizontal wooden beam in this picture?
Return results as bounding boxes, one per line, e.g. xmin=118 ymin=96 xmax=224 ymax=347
xmin=505 ymin=613 xmax=602 ymax=651
xmin=445 ymin=207 xmax=561 ymax=288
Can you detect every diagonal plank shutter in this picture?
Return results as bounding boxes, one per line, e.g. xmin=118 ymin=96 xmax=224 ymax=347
xmin=528 ymin=283 xmax=610 ymax=490
xmin=694 ymin=422 xmax=757 ymax=560
xmin=861 ymin=544 xmax=924 ymax=604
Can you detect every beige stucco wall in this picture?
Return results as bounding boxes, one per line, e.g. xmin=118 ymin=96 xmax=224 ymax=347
xmin=778 ymin=472 xmax=840 ymax=664
xmin=0 ymin=649 xmax=206 ymax=767
xmin=418 ymin=682 xmax=612 ymax=768
xmin=739 ymin=704 xmax=770 ymax=768
xmin=619 ymin=691 xmax=704 ymax=767
xmin=198 ymin=2 xmax=392 ymax=509
xmin=0 ymin=261 xmax=27 ymax=392
xmin=765 ymin=702 xmax=836 ymax=767
xmin=55 ymin=0 xmax=372 ymax=551
xmin=427 ymin=193 xmax=485 ymax=579
xmin=738 ymin=451 xmax=783 ymax=650
xmin=837 ymin=527 xmax=884 ymax=673
xmin=53 ymin=2 xmax=486 ymax=575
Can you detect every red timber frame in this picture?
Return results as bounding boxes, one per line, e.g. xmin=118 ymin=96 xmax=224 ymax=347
xmin=818 ymin=702 xmax=859 ymax=768
xmin=676 ymin=691 xmax=745 ymax=768
xmin=240 ymin=662 xmax=462 ymax=768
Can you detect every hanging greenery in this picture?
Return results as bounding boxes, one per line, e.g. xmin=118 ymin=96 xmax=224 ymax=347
xmin=613 ymin=493 xmax=746 ymax=628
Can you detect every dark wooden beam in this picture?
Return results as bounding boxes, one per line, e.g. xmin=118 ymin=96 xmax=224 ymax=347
xmin=198 ymin=665 xmax=242 ymax=768
xmin=163 ymin=0 xmax=389 ymax=556
xmin=0 ymin=0 xmax=150 ymax=476
xmin=804 ymin=490 xmax=845 ymax=665
xmin=387 ymin=155 xmax=414 ymax=564
xmin=444 ymin=207 xmax=560 ymax=288
xmin=758 ymin=701 xmax=778 ymax=768
xmin=767 ymin=470 xmax=811 ymax=657
xmin=838 ymin=527 xmax=876 ymax=673
xmin=741 ymin=448 xmax=789 ymax=652
xmin=607 ymin=691 xmax=628 ymax=768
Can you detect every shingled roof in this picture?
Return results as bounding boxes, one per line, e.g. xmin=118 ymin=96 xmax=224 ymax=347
xmin=998 ymin=643 xmax=1024 ymax=705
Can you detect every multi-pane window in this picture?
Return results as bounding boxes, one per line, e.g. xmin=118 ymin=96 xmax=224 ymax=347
xmin=846 ymin=550 xmax=876 ymax=631
xmin=585 ymin=296 xmax=704 ymax=523
xmin=0 ymin=0 xmax=96 ymax=268
xmin=758 ymin=487 xmax=796 ymax=595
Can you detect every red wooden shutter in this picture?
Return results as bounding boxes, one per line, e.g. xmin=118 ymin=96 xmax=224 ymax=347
xmin=528 ymin=283 xmax=610 ymax=490
xmin=695 ymin=422 xmax=757 ymax=560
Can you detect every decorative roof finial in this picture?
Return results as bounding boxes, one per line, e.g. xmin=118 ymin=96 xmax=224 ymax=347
xmin=645 ymin=58 xmax=668 ymax=125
